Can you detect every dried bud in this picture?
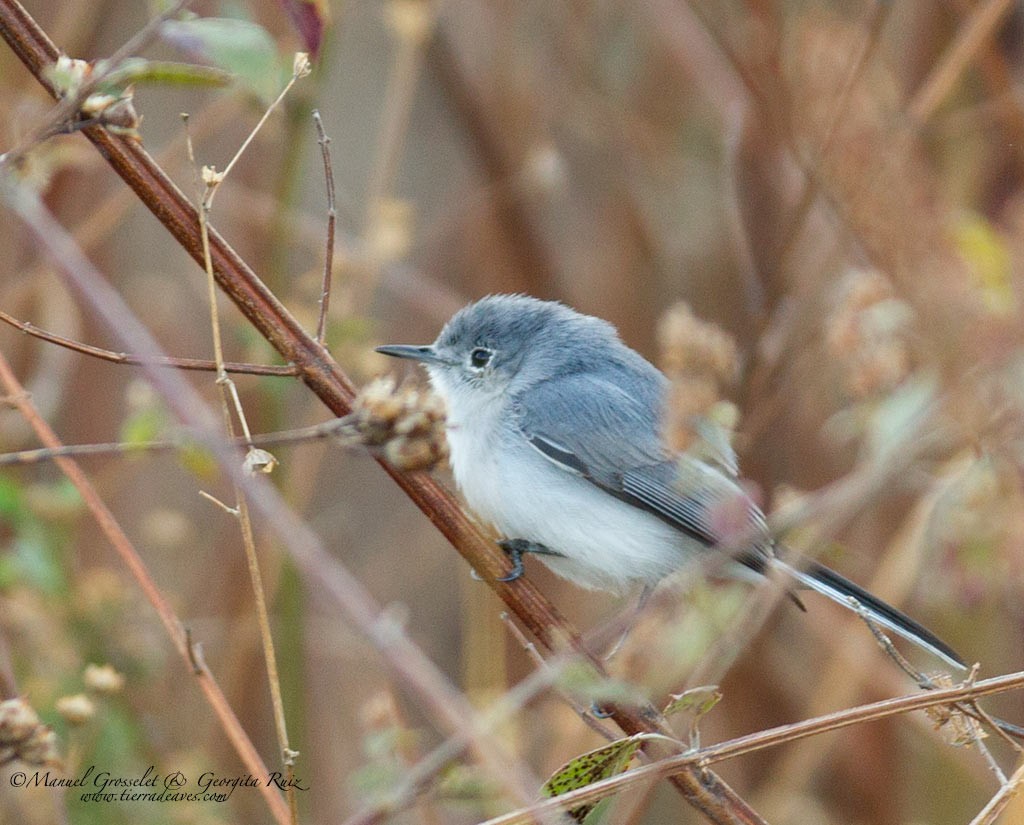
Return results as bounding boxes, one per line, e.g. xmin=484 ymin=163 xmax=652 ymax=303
xmin=349 ymin=377 xmax=448 ymax=471
xmin=243 ymin=448 xmax=278 ymax=476
xmin=359 ymin=692 xmax=400 ymax=735
xmin=80 ymin=92 xmax=118 ymax=117
xmin=293 ymin=52 xmax=312 ymax=78
xmin=80 ymin=86 xmax=140 ymax=136
xmin=84 ymin=663 xmax=126 ymax=695
xmin=0 ymin=698 xmax=41 ymax=744
xmin=201 ymin=165 xmax=223 ymax=187
xmin=56 ymin=694 xmax=95 ymax=726
xmin=47 ymin=55 xmax=91 ymax=97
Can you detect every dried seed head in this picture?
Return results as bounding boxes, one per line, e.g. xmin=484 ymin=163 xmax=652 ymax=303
xmin=17 ymin=727 xmax=60 ymax=766
xmin=0 ymin=698 xmax=41 ymax=745
xmin=657 ymin=302 xmax=740 ymax=452
xmin=56 ymin=694 xmax=95 ymax=726
xmin=84 ymin=663 xmax=126 ymax=695
xmin=659 ymin=302 xmax=739 ymax=383
xmin=293 ymin=52 xmax=311 ymax=78
xmin=349 ymin=377 xmax=448 ymax=471
xmin=243 ymin=447 xmax=278 ymax=476
xmin=0 ymin=698 xmax=60 ymax=766
xmin=923 ymin=673 xmax=984 ymax=747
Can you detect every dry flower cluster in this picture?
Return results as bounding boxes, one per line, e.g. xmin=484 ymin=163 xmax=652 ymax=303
xmin=0 ymin=698 xmax=59 ymax=767
xmin=347 ymin=376 xmax=449 ymax=471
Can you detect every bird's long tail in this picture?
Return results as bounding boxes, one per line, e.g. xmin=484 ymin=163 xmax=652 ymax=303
xmin=772 ymin=558 xmax=967 ymax=671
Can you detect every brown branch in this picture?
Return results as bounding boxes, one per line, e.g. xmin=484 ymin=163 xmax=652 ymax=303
xmin=0 ymin=307 xmax=299 ymax=375
xmin=0 ymin=350 xmax=292 ymax=825
xmin=0 ymin=3 xmax=765 ymax=821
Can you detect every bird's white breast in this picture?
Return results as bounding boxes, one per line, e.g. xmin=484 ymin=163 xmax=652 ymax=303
xmin=440 ymin=388 xmax=696 ymax=592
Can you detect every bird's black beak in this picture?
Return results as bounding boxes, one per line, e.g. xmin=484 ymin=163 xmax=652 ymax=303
xmin=375 ymin=344 xmax=448 ymax=366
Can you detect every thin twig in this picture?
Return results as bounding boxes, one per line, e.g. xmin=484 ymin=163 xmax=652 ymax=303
xmin=0 ymin=416 xmax=368 ymax=467
xmin=313 ymin=110 xmax=336 ymax=344
xmin=345 ymin=616 xmax=632 ymax=825
xmin=0 ymin=307 xmax=298 ymax=375
xmin=968 ymin=757 xmax=1024 ymax=825
xmin=502 ymin=612 xmax=621 ymax=742
xmin=855 ymin=605 xmax=1014 ymax=780
xmin=190 ymin=67 xmax=315 ymax=820
xmin=207 ymin=53 xmax=312 ymax=209
xmin=855 ymin=600 xmax=1024 ymax=747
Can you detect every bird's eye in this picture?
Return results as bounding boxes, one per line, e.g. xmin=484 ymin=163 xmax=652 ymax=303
xmin=469 ymin=347 xmax=493 ymax=368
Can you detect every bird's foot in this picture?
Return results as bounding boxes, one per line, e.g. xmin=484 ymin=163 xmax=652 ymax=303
xmin=471 ymin=539 xmax=561 ymax=582
xmin=496 ymin=539 xmax=563 ymax=582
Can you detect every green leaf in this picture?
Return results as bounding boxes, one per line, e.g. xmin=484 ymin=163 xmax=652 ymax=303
xmin=161 ymin=17 xmax=284 ymax=101
xmin=176 ymin=442 xmax=219 ymax=480
xmin=542 ymin=736 xmax=643 ymax=823
xmin=662 ymin=685 xmax=721 ymax=719
xmin=100 ymin=58 xmax=233 ymax=91
xmin=0 ymin=474 xmax=27 ymax=525
xmin=119 ymin=406 xmax=166 ymax=448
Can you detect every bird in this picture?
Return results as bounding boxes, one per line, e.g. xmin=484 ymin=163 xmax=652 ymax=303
xmin=377 ymin=294 xmax=966 ymax=671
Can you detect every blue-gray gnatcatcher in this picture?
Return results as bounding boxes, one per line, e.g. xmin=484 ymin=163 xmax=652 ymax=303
xmin=377 ymin=294 xmax=965 ymax=670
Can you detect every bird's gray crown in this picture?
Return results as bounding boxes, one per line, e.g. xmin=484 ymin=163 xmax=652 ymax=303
xmin=434 ymin=294 xmax=621 ymax=383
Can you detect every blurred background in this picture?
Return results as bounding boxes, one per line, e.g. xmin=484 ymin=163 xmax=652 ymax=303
xmin=2 ymin=0 xmax=1024 ymax=823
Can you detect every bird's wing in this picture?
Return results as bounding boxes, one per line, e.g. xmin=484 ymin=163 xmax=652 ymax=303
xmin=513 ymin=371 xmax=772 ymax=572
xmin=516 ymin=373 xmax=967 ymax=669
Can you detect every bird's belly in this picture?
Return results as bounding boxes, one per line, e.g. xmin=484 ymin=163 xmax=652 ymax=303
xmin=448 ymin=431 xmax=696 ymax=592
